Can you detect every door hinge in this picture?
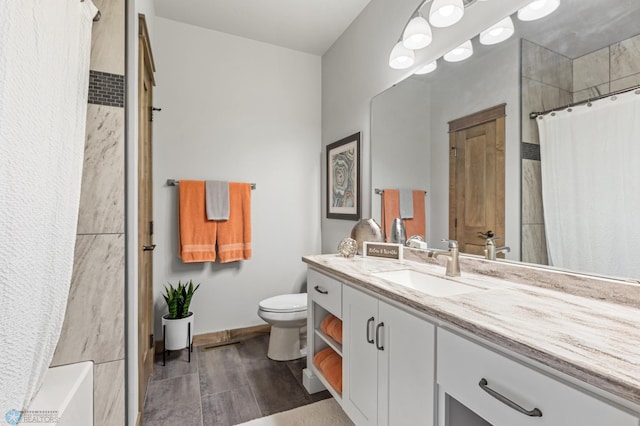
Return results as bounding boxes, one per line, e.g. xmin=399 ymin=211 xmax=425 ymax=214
xmin=150 ymin=107 xmax=162 ymax=122
xmin=455 ymin=218 xmax=458 ymax=229
xmin=451 ymin=146 xmax=457 ymax=157
xmin=149 ymin=220 xmax=154 ymax=236
xmin=149 ymin=334 xmax=154 ymax=349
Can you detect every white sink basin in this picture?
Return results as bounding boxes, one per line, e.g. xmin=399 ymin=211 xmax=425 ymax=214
xmin=372 ymin=270 xmax=483 ymax=297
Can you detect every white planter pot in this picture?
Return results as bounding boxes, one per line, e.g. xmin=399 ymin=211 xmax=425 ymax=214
xmin=162 ymin=312 xmax=194 ymax=351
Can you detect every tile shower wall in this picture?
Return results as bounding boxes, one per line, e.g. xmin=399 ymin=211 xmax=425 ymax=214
xmin=521 ymin=34 xmax=640 ymax=265
xmin=50 ymin=0 xmax=126 ymax=425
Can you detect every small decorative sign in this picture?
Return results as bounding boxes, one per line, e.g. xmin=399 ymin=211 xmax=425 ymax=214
xmin=363 ymin=242 xmax=403 ymax=260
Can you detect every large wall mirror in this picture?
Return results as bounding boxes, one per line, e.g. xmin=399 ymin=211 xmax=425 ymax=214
xmin=371 ymin=0 xmax=640 ymax=280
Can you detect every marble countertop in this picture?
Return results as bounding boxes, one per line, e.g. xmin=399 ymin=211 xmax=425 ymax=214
xmin=302 ymin=254 xmax=640 ymax=409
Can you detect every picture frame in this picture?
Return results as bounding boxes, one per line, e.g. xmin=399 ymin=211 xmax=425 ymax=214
xmin=326 ymin=132 xmax=361 ymax=220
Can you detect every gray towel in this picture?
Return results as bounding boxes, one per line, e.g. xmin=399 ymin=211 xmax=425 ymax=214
xmin=205 ymin=180 xmax=229 ymax=220
xmin=399 ymin=188 xmax=414 ymax=219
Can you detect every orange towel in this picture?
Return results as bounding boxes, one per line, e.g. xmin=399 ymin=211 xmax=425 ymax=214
xmin=314 ymin=347 xmax=342 ymax=394
xmin=404 ymin=190 xmax=426 ymax=240
xmin=320 ymin=314 xmax=343 ymax=344
xmin=381 ymin=189 xmax=400 ymax=243
xmin=217 ymin=182 xmax=252 ymax=263
xmin=381 ymin=189 xmax=426 ymax=242
xmin=178 ymin=181 xmax=217 ymax=262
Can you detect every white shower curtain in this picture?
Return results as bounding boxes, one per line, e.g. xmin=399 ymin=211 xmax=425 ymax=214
xmin=537 ymin=89 xmax=640 ymax=279
xmin=0 ymin=0 xmax=97 ymax=412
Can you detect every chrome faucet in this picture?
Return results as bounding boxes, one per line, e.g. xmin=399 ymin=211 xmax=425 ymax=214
xmin=484 ymin=236 xmax=510 ymax=260
xmin=431 ymin=239 xmax=461 ymax=277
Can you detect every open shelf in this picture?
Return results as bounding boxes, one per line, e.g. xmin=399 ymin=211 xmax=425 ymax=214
xmin=314 ymin=328 xmax=342 ymax=356
xmin=311 ymin=363 xmax=342 ymax=401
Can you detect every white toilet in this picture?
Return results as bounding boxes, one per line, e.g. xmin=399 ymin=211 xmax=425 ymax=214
xmin=257 ymin=293 xmax=307 ymax=361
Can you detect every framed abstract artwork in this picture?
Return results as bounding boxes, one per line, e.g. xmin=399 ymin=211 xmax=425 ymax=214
xmin=326 ymin=132 xmax=361 ymax=220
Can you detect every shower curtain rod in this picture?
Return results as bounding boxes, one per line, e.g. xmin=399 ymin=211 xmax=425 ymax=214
xmin=375 ymin=188 xmax=426 ymax=195
xmin=530 ymin=84 xmax=640 ymax=119
xmin=167 ymin=179 xmax=256 ymax=190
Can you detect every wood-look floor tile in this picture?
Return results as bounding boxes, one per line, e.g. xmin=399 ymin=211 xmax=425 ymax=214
xmin=151 ymin=348 xmax=198 ymax=382
xmin=285 ymin=358 xmax=332 ymax=403
xmin=143 ymin=374 xmax=203 ymax=426
xmin=235 ymin=333 xmax=269 ymax=362
xmin=198 ymin=345 xmax=249 ymax=397
xmin=243 ymin=358 xmax=311 ymax=416
xmin=201 ymin=385 xmax=261 ymax=426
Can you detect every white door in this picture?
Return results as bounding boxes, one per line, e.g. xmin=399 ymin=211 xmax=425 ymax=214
xmin=378 ymin=301 xmax=436 ymax=426
xmin=343 ymin=286 xmax=379 ymax=426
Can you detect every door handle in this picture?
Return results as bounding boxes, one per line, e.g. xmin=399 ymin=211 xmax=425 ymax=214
xmin=366 ymin=317 xmax=375 ymax=344
xmin=478 ymin=378 xmax=542 ymax=417
xmin=143 ymin=244 xmax=156 ymax=251
xmin=314 ymin=285 xmax=328 ymax=295
xmin=375 ymin=322 xmax=385 ymax=351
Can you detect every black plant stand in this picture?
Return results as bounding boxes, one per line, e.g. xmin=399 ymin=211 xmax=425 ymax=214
xmin=162 ymin=321 xmax=193 ymax=366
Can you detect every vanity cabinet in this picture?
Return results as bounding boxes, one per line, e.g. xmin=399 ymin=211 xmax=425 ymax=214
xmin=437 ymin=328 xmax=639 ymax=426
xmin=342 ymin=285 xmax=436 ymax=426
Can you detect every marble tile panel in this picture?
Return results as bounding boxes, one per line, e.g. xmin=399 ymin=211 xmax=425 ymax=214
xmin=90 ymin=0 xmax=125 ymax=75
xmin=51 ymin=234 xmax=125 ymax=366
xmin=572 ymin=83 xmax=611 ymax=103
xmin=573 ymin=47 xmax=610 ymax=92
xmin=198 ymin=345 xmax=250 ymax=397
xmin=522 ymin=224 xmax=549 ymax=265
xmin=521 ymin=78 xmax=572 ymax=144
xmin=611 ymin=34 xmax=640 ymax=81
xmin=610 ymin=72 xmax=640 ymax=92
xmin=144 ymin=374 xmax=203 ymax=426
xmin=522 ymin=40 xmax=572 ymax=91
xmin=94 ymin=360 xmax=125 ymax=426
xmin=77 ymin=105 xmax=124 ymax=234
xmin=522 ymin=160 xmax=544 ymax=225
xmin=201 ymin=386 xmax=261 ymax=426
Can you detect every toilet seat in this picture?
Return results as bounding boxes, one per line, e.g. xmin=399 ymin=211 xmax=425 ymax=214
xmin=259 ymin=293 xmax=307 ymax=313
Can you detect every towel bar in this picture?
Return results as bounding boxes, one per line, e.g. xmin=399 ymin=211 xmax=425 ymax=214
xmin=167 ymin=179 xmax=256 ymax=190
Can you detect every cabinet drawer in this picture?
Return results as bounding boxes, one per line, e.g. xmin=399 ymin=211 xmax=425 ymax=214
xmin=308 ymin=269 xmax=342 ymax=318
xmin=437 ymin=329 xmax=638 ymax=426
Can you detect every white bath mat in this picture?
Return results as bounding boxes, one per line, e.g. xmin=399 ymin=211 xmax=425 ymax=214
xmin=236 ymin=398 xmax=354 ymax=426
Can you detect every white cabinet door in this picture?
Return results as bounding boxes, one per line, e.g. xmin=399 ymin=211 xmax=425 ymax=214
xmin=343 ymin=285 xmax=379 ymax=426
xmin=378 ymin=300 xmax=436 ymax=426
xmin=343 ymin=285 xmax=437 ymax=426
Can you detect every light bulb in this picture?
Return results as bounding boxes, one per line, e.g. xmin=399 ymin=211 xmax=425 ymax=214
xmin=480 ymin=16 xmax=514 ymax=45
xmin=443 ymin=40 xmax=473 ymax=62
xmin=389 ymin=41 xmax=415 ymax=69
xmin=414 ymin=61 xmax=438 ymax=75
xmin=517 ymin=0 xmax=560 ymax=21
xmin=429 ymin=0 xmax=464 ymax=28
xmin=402 ymin=16 xmax=433 ymax=50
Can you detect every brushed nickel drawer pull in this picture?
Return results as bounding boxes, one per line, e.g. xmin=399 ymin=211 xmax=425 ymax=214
xmin=314 ymin=285 xmax=328 ymax=295
xmin=366 ymin=317 xmax=375 ymax=344
xmin=479 ymin=378 xmax=542 ymax=417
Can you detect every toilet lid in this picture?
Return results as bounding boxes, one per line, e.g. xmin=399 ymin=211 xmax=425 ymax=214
xmin=259 ymin=293 xmax=307 ymax=313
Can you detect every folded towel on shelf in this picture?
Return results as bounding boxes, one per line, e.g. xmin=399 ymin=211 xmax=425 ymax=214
xmin=381 ymin=189 xmax=400 ymax=243
xmin=217 ymin=182 xmax=252 ymax=263
xmin=399 ymin=188 xmax=414 ymax=219
xmin=404 ymin=190 xmax=426 ymax=240
xmin=205 ymin=180 xmax=229 ymax=220
xmin=178 ymin=180 xmax=217 ymax=262
xmin=314 ymin=347 xmax=342 ymax=394
xmin=320 ymin=314 xmax=343 ymax=344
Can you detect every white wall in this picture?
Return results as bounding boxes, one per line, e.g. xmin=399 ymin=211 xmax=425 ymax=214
xmin=370 ymin=78 xmax=431 ymax=233
xmin=321 ymin=0 xmax=532 ymax=253
xmin=152 ymin=17 xmax=321 ymax=336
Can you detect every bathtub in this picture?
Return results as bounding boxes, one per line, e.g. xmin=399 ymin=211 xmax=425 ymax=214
xmin=25 ymin=361 xmax=93 ymax=426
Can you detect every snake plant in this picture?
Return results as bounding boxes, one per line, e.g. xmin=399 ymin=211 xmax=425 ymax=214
xmin=163 ymin=280 xmax=200 ymax=319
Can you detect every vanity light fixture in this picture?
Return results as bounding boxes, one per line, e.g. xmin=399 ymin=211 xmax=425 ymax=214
xmin=429 ymin=0 xmax=464 ymax=28
xmin=403 ymin=14 xmax=433 ymax=50
xmin=517 ymin=0 xmax=560 ymax=21
xmin=389 ymin=41 xmax=415 ymax=69
xmin=444 ymin=40 xmax=473 ymax=62
xmin=414 ymin=60 xmax=438 ymax=75
xmin=479 ymin=16 xmax=514 ymax=45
